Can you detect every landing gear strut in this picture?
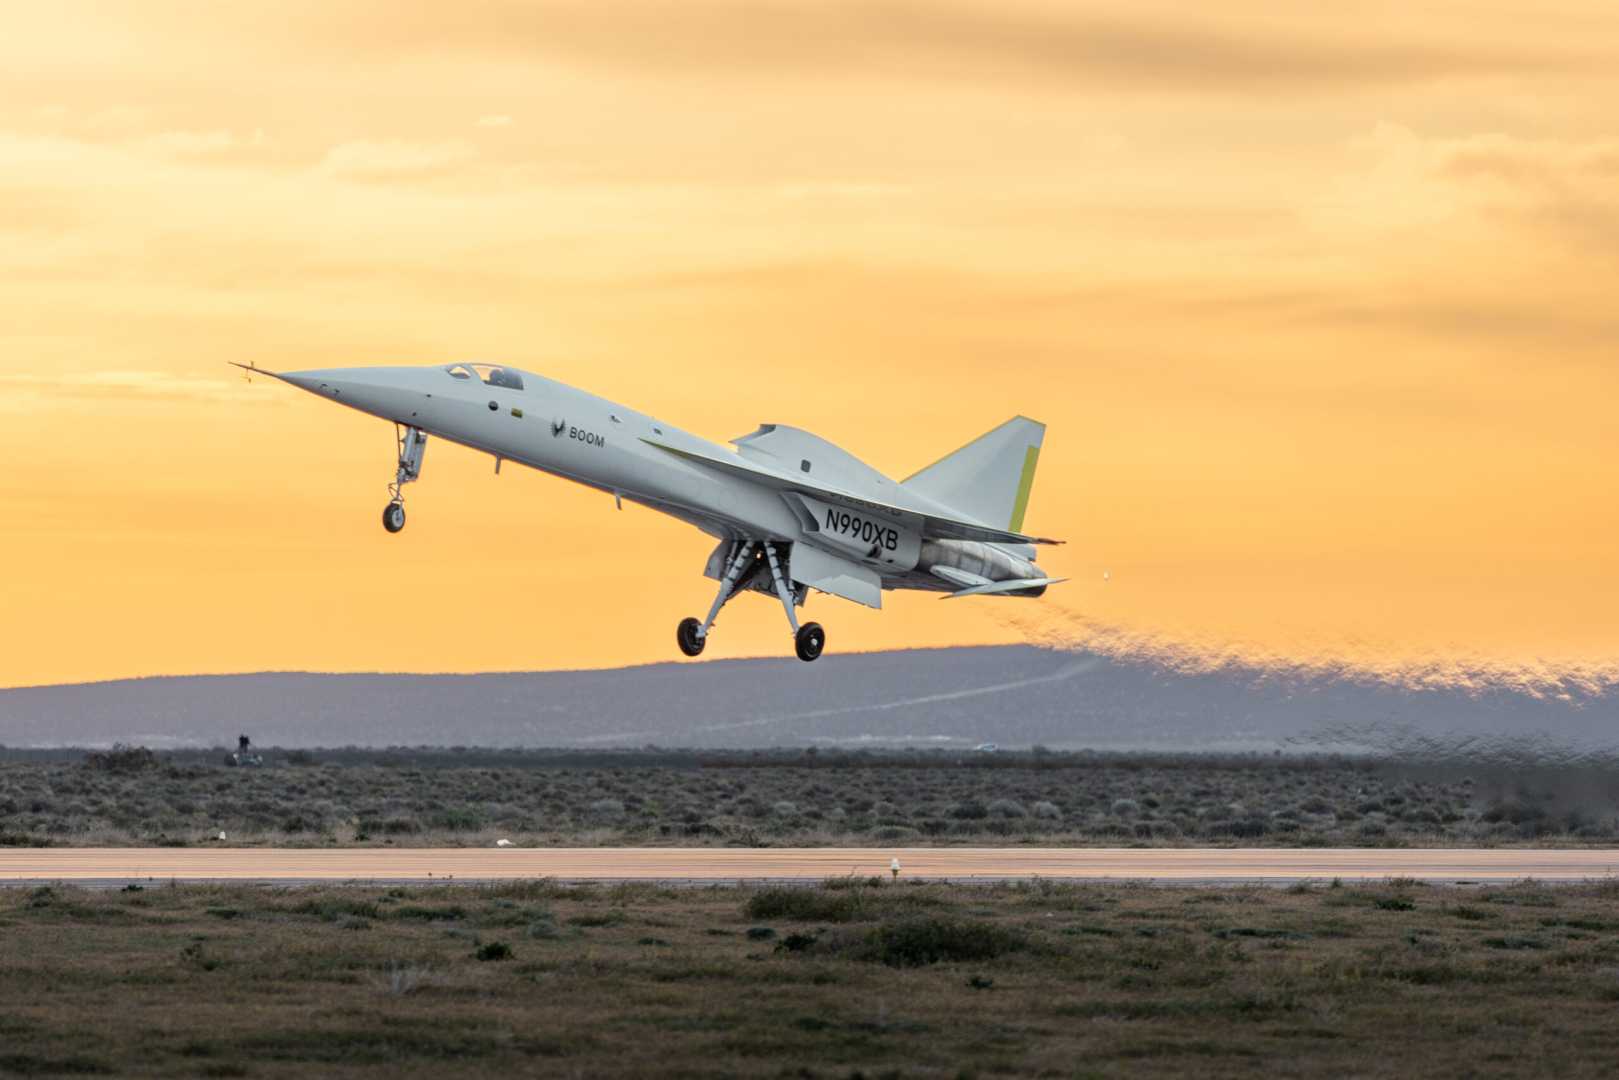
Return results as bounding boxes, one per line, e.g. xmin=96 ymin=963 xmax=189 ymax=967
xmin=677 ymin=541 xmax=756 ymax=658
xmin=761 ymin=541 xmax=823 ymax=663
xmin=383 ymin=425 xmax=427 ymax=533
xmin=676 ymin=539 xmax=826 ymax=662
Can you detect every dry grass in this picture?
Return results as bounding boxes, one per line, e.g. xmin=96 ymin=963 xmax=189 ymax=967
xmin=3 ymin=747 xmax=1616 ymax=849
xmin=2 ymin=877 xmax=1619 ymax=1076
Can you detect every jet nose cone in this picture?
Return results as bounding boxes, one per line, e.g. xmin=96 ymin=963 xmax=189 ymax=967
xmin=280 ymin=369 xmax=334 ymax=393
xmin=277 ymin=366 xmax=421 ymax=422
xmin=281 ymin=369 xmax=365 ymax=405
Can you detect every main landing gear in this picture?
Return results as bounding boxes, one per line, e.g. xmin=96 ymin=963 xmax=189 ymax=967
xmin=382 ymin=425 xmax=427 ymax=534
xmin=678 ymin=540 xmax=826 ymax=663
xmin=794 ymin=622 xmax=825 ymax=663
xmin=677 ymin=617 xmax=705 ymax=657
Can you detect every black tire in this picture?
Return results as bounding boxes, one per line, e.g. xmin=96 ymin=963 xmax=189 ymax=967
xmin=677 ymin=617 xmax=706 ymax=657
xmin=382 ymin=502 xmax=406 ymax=533
xmin=795 ymin=622 xmax=825 ymax=663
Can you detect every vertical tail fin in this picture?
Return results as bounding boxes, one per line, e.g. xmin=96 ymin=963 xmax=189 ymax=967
xmin=902 ymin=417 xmax=1045 ymax=531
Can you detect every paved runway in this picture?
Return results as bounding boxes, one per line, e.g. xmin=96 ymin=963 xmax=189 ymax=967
xmin=3 ymin=847 xmax=1617 ymax=885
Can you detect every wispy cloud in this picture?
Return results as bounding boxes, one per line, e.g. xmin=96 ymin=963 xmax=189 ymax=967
xmin=294 ymin=1 xmax=1609 ymax=94
xmin=775 ymin=181 xmax=910 ymax=200
xmin=0 ymin=371 xmax=267 ymax=408
xmin=142 ymin=128 xmax=270 ymax=158
xmin=318 ymin=139 xmax=477 ymax=180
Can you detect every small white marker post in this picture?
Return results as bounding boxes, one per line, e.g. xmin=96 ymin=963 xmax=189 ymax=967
xmin=890 ymin=857 xmax=901 ymax=882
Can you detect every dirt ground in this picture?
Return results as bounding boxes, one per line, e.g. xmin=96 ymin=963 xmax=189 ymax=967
xmin=3 ymin=876 xmax=1618 ymax=1077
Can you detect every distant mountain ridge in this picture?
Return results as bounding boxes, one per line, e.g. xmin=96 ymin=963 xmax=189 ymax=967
xmin=1 ymin=646 xmax=1613 ymax=753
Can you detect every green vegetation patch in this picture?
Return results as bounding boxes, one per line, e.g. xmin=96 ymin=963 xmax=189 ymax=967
xmin=745 ymin=887 xmax=866 ymax=922
xmin=0 ymin=1052 xmax=114 ymax=1076
xmin=811 ymin=916 xmax=1030 ymax=967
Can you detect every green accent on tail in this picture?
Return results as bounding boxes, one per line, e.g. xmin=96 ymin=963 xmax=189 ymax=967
xmin=1009 ymin=445 xmax=1040 ymax=532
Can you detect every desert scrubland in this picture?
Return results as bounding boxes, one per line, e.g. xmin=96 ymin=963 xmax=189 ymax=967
xmin=2 ymin=747 xmax=1616 ymax=849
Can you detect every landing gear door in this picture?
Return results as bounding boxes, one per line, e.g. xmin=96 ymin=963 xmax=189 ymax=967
xmin=702 ymin=538 xmax=733 ymax=582
xmin=397 ymin=426 xmax=428 ymax=483
xmin=789 ymin=543 xmax=883 ymax=609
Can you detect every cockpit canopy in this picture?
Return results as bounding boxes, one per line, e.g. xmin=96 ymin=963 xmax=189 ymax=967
xmin=445 ymin=363 xmax=524 ymax=390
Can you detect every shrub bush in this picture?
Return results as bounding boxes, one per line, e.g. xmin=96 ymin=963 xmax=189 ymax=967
xmin=84 ymin=745 xmax=158 ymax=773
xmin=1226 ymin=817 xmax=1270 ymax=839
xmin=290 ymin=897 xmax=382 ymax=921
xmin=832 ymin=917 xmax=1028 ymax=967
xmin=475 ymin=941 xmax=513 ymax=961
xmin=427 ymin=808 xmax=483 ymax=831
xmin=744 ymin=888 xmax=862 ymax=923
xmin=1482 ymin=800 xmax=1545 ymax=826
xmin=823 ymin=875 xmax=885 ymax=890
xmin=526 ymin=916 xmax=561 ymax=939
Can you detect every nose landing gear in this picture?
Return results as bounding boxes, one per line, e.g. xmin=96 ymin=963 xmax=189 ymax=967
xmin=382 ymin=425 xmax=427 ymax=533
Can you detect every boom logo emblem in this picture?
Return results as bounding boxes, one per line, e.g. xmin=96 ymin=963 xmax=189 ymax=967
xmin=553 ymin=416 xmax=604 ymax=446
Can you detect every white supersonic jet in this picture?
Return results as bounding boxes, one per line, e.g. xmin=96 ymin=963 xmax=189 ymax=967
xmin=236 ymin=361 xmax=1064 ymax=662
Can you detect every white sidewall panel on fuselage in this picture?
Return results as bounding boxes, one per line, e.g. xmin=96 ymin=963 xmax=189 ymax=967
xmin=786 ymin=493 xmax=922 ymax=574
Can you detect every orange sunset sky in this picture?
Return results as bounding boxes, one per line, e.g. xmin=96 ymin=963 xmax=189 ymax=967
xmin=2 ymin=2 xmax=1617 ymax=688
